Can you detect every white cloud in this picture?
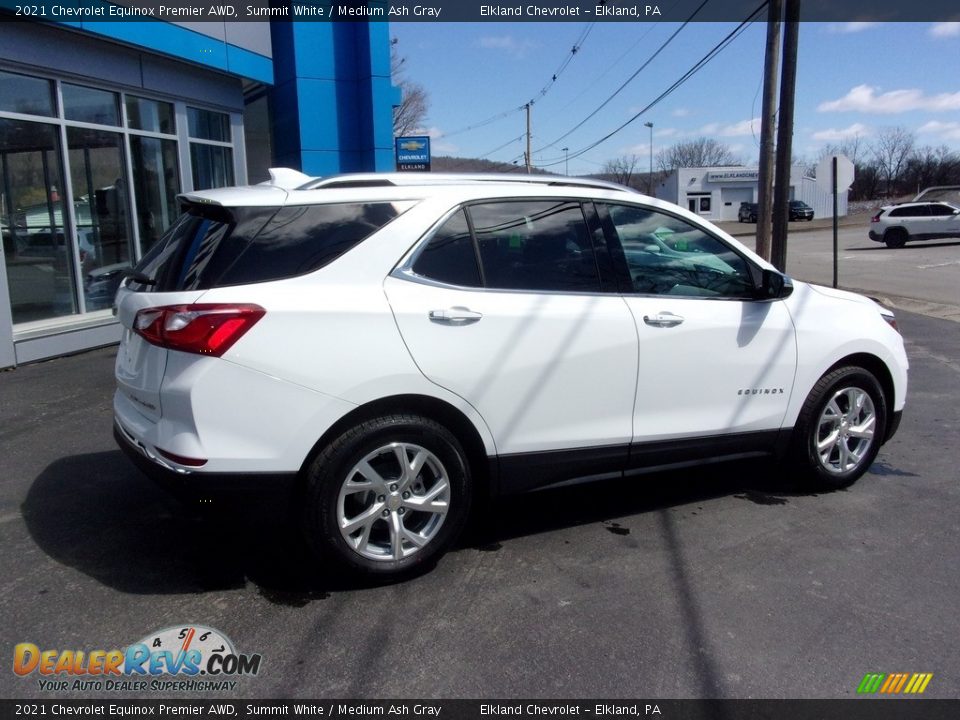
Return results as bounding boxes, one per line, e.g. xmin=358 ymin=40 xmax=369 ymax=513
xmin=475 ymin=36 xmax=539 ymax=58
xmin=811 ymin=123 xmax=872 ymax=141
xmin=696 ymin=118 xmax=760 ymax=138
xmin=918 ymin=120 xmax=960 ymax=140
xmin=818 ymin=84 xmax=960 ymax=114
xmin=826 ymin=22 xmax=879 ymax=34
xmin=929 ymin=22 xmax=960 ymax=38
xmin=654 ymin=127 xmax=679 ymax=138
xmin=414 ymin=127 xmax=459 ymax=154
xmin=671 ymin=108 xmax=690 ymax=117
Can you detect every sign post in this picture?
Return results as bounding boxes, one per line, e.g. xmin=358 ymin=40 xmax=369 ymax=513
xmin=395 ymin=136 xmax=431 ymax=172
xmin=816 ymin=154 xmax=854 ymax=288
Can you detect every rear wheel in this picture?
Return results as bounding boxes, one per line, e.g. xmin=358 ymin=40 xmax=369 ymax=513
xmin=788 ymin=366 xmax=887 ymax=490
xmin=303 ymin=414 xmax=472 ymax=578
xmin=884 ymin=228 xmax=907 ymax=248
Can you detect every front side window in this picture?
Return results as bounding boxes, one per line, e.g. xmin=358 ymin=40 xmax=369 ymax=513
xmin=927 ymin=204 xmax=955 ymax=217
xmin=604 ymin=204 xmax=754 ymax=298
xmin=468 ymin=200 xmax=600 ymax=292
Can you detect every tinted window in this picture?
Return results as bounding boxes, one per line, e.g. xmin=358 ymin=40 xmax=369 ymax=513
xmin=0 ymin=70 xmax=54 ymax=117
xmin=412 ymin=210 xmax=481 ymax=287
xmin=62 ymin=83 xmax=119 ymax=126
xmin=132 ymin=201 xmax=411 ymax=291
xmin=927 ymin=204 xmax=956 ymax=216
xmin=605 ymin=204 xmax=754 ymax=298
xmin=126 ymin=96 xmax=176 ymax=134
xmin=188 ymin=108 xmax=231 ymax=141
xmin=889 ymin=206 xmax=926 ymax=218
xmin=468 ymin=201 xmax=599 ymax=292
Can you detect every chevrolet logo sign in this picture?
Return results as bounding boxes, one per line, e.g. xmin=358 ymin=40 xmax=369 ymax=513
xmin=399 ymin=140 xmax=426 ymax=151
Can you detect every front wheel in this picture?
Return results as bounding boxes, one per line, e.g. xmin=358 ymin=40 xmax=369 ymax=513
xmin=884 ymin=229 xmax=907 ymax=248
xmin=303 ymin=414 xmax=472 ymax=578
xmin=787 ymin=366 xmax=887 ymax=490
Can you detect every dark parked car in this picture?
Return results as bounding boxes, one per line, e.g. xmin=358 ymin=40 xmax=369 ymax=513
xmin=789 ymin=201 xmax=815 ymax=221
xmin=738 ymin=202 xmax=758 ymax=222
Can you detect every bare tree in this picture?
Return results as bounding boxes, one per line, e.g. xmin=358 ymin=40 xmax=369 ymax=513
xmin=391 ymin=39 xmax=429 ymax=138
xmin=873 ymin=127 xmax=915 ymax=197
xmin=602 ymin=155 xmax=641 ymax=189
xmin=656 ymin=137 xmax=739 ymax=171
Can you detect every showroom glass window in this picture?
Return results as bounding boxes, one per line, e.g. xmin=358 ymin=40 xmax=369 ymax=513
xmin=188 ymin=107 xmax=234 ymax=190
xmin=0 ymin=68 xmax=242 ymax=324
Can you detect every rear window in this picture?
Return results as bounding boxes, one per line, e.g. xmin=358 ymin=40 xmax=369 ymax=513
xmin=130 ymin=201 xmax=413 ymax=291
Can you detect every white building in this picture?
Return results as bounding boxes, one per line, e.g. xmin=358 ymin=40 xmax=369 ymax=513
xmin=654 ymin=166 xmax=848 ymax=222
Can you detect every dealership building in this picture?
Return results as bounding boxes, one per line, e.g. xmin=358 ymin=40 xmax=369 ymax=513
xmin=0 ymin=8 xmax=398 ymax=368
xmin=655 ymin=165 xmax=848 ymax=223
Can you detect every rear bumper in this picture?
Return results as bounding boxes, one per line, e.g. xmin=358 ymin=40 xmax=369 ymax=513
xmin=868 ymin=230 xmax=882 ymax=241
xmin=114 ymin=421 xmax=297 ymax=508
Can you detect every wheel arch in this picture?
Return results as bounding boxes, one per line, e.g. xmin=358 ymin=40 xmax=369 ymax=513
xmin=298 ymin=394 xmax=496 ymax=498
xmin=824 ymin=352 xmax=897 ymax=442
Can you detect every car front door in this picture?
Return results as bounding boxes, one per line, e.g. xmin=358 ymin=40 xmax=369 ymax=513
xmin=385 ymin=199 xmax=638 ymax=490
xmin=597 ymin=202 xmax=798 ymax=465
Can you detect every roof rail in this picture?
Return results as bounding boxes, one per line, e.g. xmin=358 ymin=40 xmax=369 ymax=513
xmin=294 ymin=172 xmax=635 ymax=193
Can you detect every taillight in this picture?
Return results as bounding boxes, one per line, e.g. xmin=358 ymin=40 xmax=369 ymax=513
xmin=871 ymin=212 xmax=882 ymax=223
xmin=882 ymin=314 xmax=899 ymax=333
xmin=133 ymin=304 xmax=265 ymax=356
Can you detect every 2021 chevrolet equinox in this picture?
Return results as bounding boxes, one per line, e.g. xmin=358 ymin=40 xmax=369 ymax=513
xmin=114 ymin=171 xmax=908 ymax=578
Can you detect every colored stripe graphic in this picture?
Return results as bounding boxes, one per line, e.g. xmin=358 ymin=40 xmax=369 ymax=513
xmin=857 ymin=673 xmax=885 ymax=694
xmin=858 ymin=672 xmax=933 ymax=694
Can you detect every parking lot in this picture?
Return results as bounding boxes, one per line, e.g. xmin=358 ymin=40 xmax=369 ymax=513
xmin=2 ymin=234 xmax=959 ymax=700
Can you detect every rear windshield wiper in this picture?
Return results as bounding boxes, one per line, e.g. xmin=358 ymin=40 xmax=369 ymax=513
xmin=124 ymin=270 xmax=156 ymax=286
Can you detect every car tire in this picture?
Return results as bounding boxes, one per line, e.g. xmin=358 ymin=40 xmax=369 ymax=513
xmin=884 ymin=229 xmax=907 ymax=248
xmin=303 ymin=414 xmax=472 ymax=578
xmin=787 ymin=366 xmax=888 ymax=491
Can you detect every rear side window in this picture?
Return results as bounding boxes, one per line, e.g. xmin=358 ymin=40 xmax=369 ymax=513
xmin=131 ymin=201 xmax=412 ymax=291
xmin=411 ymin=210 xmax=481 ymax=287
xmin=469 ymin=200 xmax=600 ymax=292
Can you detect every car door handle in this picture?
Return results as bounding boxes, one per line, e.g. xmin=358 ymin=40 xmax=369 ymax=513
xmin=643 ymin=312 xmax=684 ymax=328
xmin=429 ymin=307 xmax=483 ymax=325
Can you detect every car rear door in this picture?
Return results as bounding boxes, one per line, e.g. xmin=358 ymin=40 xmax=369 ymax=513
xmin=385 ymin=199 xmax=638 ymax=489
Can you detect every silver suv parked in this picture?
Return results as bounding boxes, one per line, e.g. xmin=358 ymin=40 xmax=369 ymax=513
xmin=869 ymin=201 xmax=960 ymax=248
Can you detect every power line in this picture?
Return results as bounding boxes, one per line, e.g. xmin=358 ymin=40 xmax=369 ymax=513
xmin=532 ymin=0 xmax=712 ymax=156
xmin=433 ymin=23 xmax=596 ymax=141
xmin=537 ymin=2 xmax=769 ymax=169
xmin=554 ymin=0 xmax=683 ymax=113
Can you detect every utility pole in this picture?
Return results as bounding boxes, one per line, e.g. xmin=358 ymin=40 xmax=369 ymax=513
xmin=771 ymin=0 xmax=800 ymax=272
xmin=525 ymin=103 xmax=532 ymax=174
xmin=644 ymin=121 xmax=654 ymax=195
xmin=756 ymin=0 xmax=782 ymax=262
xmin=562 ymin=147 xmax=569 ymax=176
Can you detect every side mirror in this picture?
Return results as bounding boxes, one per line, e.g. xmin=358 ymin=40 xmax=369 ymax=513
xmin=758 ymin=269 xmax=794 ymax=300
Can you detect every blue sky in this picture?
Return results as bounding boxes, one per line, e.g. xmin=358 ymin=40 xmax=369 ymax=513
xmin=390 ymin=20 xmax=960 ymax=174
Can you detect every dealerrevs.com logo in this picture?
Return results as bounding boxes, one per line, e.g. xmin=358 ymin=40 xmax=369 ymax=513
xmin=13 ymin=625 xmax=262 ymax=692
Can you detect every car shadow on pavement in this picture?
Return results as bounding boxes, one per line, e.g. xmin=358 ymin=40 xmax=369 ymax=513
xmin=461 ymin=459 xmax=803 ymax=548
xmin=23 ymin=451 xmax=868 ymax=602
xmin=21 ymin=450 xmax=364 ymax=602
xmin=845 ymin=240 xmax=960 ymax=252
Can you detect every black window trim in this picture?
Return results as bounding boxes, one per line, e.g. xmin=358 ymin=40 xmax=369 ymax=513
xmin=394 ymin=196 xmax=620 ymax=297
xmin=595 ymin=200 xmax=766 ymax=302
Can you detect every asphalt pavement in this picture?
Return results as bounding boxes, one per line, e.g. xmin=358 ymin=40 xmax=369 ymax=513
xmin=1 ymin=309 xmax=958 ymax=699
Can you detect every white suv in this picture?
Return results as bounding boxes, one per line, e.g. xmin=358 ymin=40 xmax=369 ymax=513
xmin=869 ymin=201 xmax=960 ymax=247
xmin=114 ymin=171 xmax=908 ymax=578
